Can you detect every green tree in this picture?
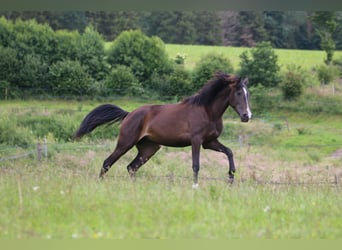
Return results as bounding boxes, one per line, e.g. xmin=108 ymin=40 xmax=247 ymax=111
xmin=87 ymin=11 xmax=140 ymax=41
xmin=107 ymin=30 xmax=172 ymax=87
xmin=104 ymin=65 xmax=142 ymax=96
xmin=49 ymin=60 xmax=92 ymax=96
xmin=144 ymin=11 xmax=197 ymax=44
xmin=236 ymin=11 xmax=268 ymax=47
xmin=192 ymin=53 xmax=234 ymax=90
xmin=76 ymin=25 xmax=108 ymax=81
xmin=150 ymin=66 xmax=192 ymax=99
xmin=193 ymin=11 xmax=222 ymax=45
xmin=280 ymin=65 xmax=304 ymax=100
xmin=239 ymin=41 xmax=280 ymax=87
xmin=310 ymin=11 xmax=337 ymax=64
xmin=0 ymin=45 xmax=21 ymax=84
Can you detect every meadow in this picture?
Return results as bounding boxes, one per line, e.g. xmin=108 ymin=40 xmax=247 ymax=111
xmin=0 ymin=97 xmax=341 ymax=239
xmin=165 ymin=44 xmax=342 ymax=71
xmin=1 ymin=44 xmax=342 ymax=239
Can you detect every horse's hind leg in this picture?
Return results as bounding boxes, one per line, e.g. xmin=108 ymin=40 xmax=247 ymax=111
xmin=127 ymin=138 xmax=161 ymax=179
xmin=100 ymin=143 xmax=132 ymax=178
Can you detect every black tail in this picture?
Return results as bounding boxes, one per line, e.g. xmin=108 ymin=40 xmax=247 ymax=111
xmin=73 ymin=104 xmax=129 ymax=139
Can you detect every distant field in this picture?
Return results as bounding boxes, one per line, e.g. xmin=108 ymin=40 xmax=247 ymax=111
xmin=105 ymin=41 xmax=342 ymax=71
xmin=165 ymin=44 xmax=342 ymax=71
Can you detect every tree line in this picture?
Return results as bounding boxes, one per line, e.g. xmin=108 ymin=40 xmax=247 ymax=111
xmin=0 ymin=16 xmax=340 ymax=103
xmin=1 ymin=11 xmax=342 ymax=50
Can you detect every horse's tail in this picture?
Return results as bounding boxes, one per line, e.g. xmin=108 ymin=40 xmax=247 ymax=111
xmin=73 ymin=104 xmax=129 ymax=139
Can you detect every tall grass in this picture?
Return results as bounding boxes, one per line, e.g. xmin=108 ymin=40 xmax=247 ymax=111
xmin=1 ymin=95 xmax=342 ymax=239
xmin=0 ymin=152 xmax=341 ymax=239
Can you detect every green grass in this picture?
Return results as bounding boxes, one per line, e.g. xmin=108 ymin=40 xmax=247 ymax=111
xmin=1 ymin=156 xmax=341 ymax=239
xmin=1 ymin=99 xmax=342 ymax=239
xmin=105 ymin=41 xmax=342 ymax=71
xmin=165 ymin=44 xmax=342 ymax=71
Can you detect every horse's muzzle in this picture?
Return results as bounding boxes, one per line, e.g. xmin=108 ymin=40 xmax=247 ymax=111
xmin=240 ymin=113 xmax=250 ymax=122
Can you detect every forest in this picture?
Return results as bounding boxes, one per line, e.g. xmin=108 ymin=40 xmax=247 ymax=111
xmin=1 ymin=10 xmax=342 ymax=50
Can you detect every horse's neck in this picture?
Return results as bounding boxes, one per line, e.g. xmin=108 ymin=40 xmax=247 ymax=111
xmin=208 ymin=93 xmax=230 ymax=121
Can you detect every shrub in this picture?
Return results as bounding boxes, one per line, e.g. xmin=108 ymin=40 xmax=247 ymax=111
xmin=18 ymin=53 xmax=49 ymax=91
xmin=18 ymin=115 xmax=78 ymax=143
xmin=0 ymin=45 xmax=21 ymax=84
xmin=53 ymin=29 xmax=80 ymax=63
xmin=107 ymin=30 xmax=173 ymax=86
xmin=49 ymin=60 xmax=92 ymax=96
xmin=239 ymin=41 xmax=280 ymax=87
xmin=174 ymin=53 xmax=186 ymax=65
xmin=76 ymin=25 xmax=109 ymax=81
xmin=0 ymin=116 xmax=35 ymax=147
xmin=280 ymin=65 xmax=305 ymax=100
xmin=0 ymin=16 xmax=14 ymax=47
xmin=249 ymin=84 xmax=278 ymax=114
xmin=316 ymin=64 xmax=339 ymax=85
xmin=332 ymin=56 xmax=342 ymax=77
xmin=10 ymin=18 xmax=55 ymax=63
xmin=104 ymin=65 xmax=143 ymax=96
xmin=191 ymin=53 xmax=234 ymax=90
xmin=150 ymin=66 xmax=192 ymax=100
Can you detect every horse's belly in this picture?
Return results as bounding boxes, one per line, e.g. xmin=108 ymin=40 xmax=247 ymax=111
xmin=146 ymin=132 xmax=191 ymax=147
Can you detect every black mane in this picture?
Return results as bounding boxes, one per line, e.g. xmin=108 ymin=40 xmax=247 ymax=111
xmin=183 ymin=73 xmax=235 ymax=106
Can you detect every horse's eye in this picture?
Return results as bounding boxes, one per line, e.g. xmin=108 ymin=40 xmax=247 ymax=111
xmin=237 ymin=92 xmax=242 ymax=96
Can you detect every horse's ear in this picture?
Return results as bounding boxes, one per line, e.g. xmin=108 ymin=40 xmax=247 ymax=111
xmin=242 ymin=78 xmax=249 ymax=85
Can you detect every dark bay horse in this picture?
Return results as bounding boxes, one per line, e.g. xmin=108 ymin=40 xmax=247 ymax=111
xmin=74 ymin=73 xmax=252 ymax=187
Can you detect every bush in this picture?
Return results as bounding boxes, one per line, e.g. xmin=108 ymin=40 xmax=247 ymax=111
xmin=0 ymin=16 xmax=14 ymax=47
xmin=280 ymin=65 xmax=305 ymax=100
xmin=76 ymin=25 xmax=108 ymax=81
xmin=249 ymin=84 xmax=278 ymax=114
xmin=332 ymin=56 xmax=342 ymax=77
xmin=316 ymin=64 xmax=339 ymax=85
xmin=49 ymin=60 xmax=93 ymax=96
xmin=18 ymin=53 xmax=49 ymax=90
xmin=0 ymin=45 xmax=21 ymax=84
xmin=0 ymin=116 xmax=35 ymax=147
xmin=150 ymin=66 xmax=192 ymax=100
xmin=104 ymin=65 xmax=143 ymax=96
xmin=10 ymin=18 xmax=55 ymax=63
xmin=107 ymin=30 xmax=173 ymax=86
xmin=53 ymin=29 xmax=80 ymax=63
xmin=239 ymin=41 xmax=280 ymax=87
xmin=191 ymin=53 xmax=234 ymax=90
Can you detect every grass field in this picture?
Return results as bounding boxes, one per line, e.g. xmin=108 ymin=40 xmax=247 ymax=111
xmin=1 ymin=43 xmax=342 ymax=239
xmin=105 ymin=41 xmax=342 ymax=71
xmin=165 ymin=44 xmax=342 ymax=71
xmin=1 ymin=98 xmax=342 ymax=239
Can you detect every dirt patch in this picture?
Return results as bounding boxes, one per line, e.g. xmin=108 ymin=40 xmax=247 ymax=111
xmin=330 ymin=148 xmax=342 ymax=158
xmin=165 ymin=148 xmax=342 ymax=184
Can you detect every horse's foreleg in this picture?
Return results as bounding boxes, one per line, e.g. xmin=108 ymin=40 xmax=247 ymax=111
xmin=191 ymin=139 xmax=202 ymax=188
xmin=202 ymin=139 xmax=236 ymax=183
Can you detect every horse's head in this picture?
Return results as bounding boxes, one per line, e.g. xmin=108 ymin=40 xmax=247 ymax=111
xmin=228 ymin=77 xmax=252 ymax=122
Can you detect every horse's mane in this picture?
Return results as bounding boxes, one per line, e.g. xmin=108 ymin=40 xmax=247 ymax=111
xmin=183 ymin=73 xmax=236 ymax=106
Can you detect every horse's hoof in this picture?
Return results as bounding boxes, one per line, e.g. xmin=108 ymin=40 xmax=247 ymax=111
xmin=192 ymin=183 xmax=199 ymax=189
xmin=228 ymin=176 xmax=234 ymax=184
xmin=99 ymin=169 xmax=106 ymax=179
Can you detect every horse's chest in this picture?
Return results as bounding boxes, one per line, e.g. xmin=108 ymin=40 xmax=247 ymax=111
xmin=206 ymin=122 xmax=223 ymax=139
